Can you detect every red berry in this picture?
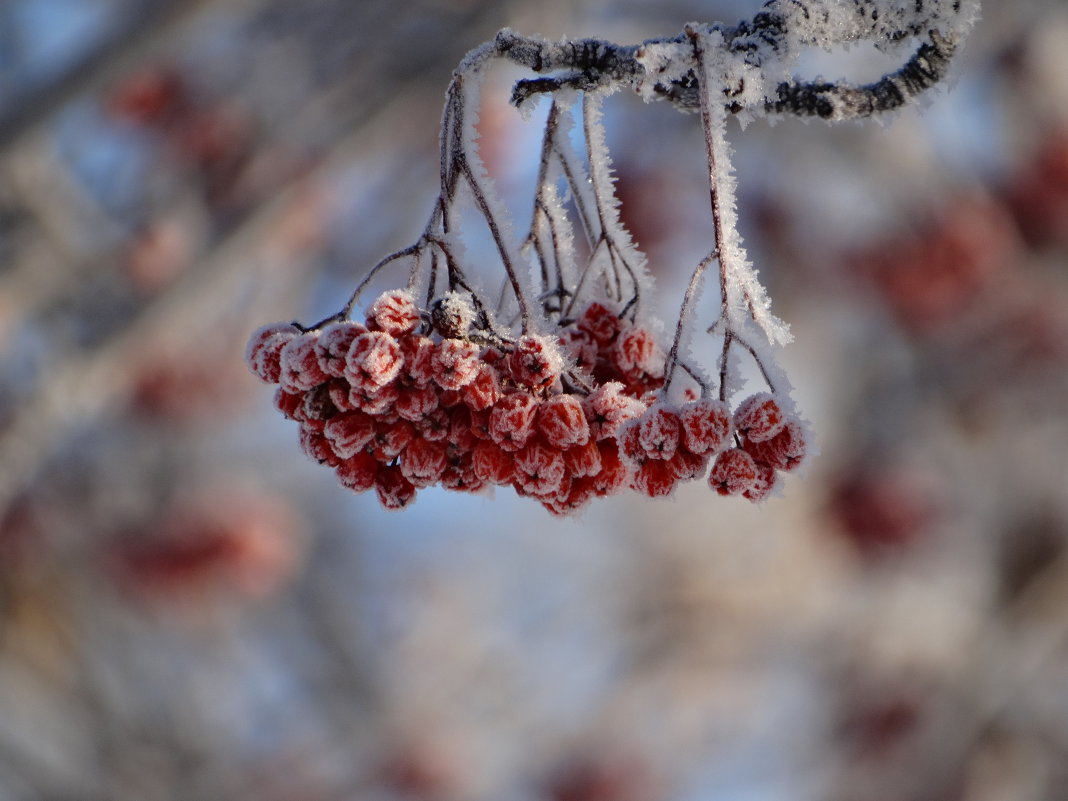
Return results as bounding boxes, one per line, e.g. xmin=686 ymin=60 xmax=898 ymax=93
xmin=613 ymin=325 xmax=661 ymax=379
xmin=591 ymin=440 xmax=628 ymax=495
xmin=246 ymin=322 xmax=300 ymax=384
xmin=472 ymin=440 xmax=516 ymax=485
xmin=395 ymin=384 xmax=439 ymax=422
xmin=349 ymin=381 xmax=400 ymax=416
xmin=631 ymin=459 xmax=677 ymax=498
xmin=315 ymin=321 xmax=367 ymax=378
xmin=509 ymin=335 xmax=561 ymax=390
xmin=583 ymin=382 xmax=646 ymax=441
xmin=370 ymin=419 xmax=415 ymax=462
xmin=679 ymin=398 xmax=732 ymax=455
xmin=576 ymin=301 xmax=622 ymax=345
xmin=733 ymin=392 xmax=785 ymax=443
xmin=742 ymin=462 xmax=779 ymax=503
xmin=336 ymin=450 xmax=379 ymax=492
xmin=298 ymin=424 xmax=338 ymax=466
xmin=415 ymin=407 xmax=451 ymax=442
xmin=368 ymin=289 xmax=421 ymax=337
xmin=400 ymin=334 xmax=437 ymax=386
xmin=462 ymin=363 xmax=502 ymax=411
xmin=537 ymin=394 xmax=590 ymax=450
xmin=709 ymin=448 xmax=760 ymax=496
xmin=743 ymin=419 xmax=807 ymax=471
xmin=400 ymin=438 xmax=448 ymax=488
xmin=562 ymin=439 xmax=602 ymax=478
xmin=637 ymin=405 xmax=681 ymax=460
xmin=489 ymin=392 xmax=540 ymax=451
xmin=375 ymin=465 xmax=417 ymax=510
xmin=345 ymin=331 xmax=404 ymax=391
xmin=279 ymin=332 xmax=329 ymax=393
xmin=432 ymin=339 xmax=481 ymax=391
xmin=324 ymin=411 xmax=376 ymax=459
xmin=513 ymin=442 xmax=567 ymax=498
xmin=668 ymin=447 xmax=709 ymax=481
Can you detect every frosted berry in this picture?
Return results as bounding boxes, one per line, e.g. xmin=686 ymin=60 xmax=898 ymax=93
xmin=637 ymin=405 xmax=681 ymax=461
xmin=576 ymin=301 xmax=622 ymax=345
xmin=733 ymin=392 xmax=785 ymax=443
xmin=324 ymin=411 xmax=376 ymax=459
xmin=462 ymin=363 xmax=502 ymax=411
xmin=369 ymin=289 xmax=421 ymax=337
xmin=489 ymin=392 xmax=539 ymax=451
xmin=513 ymin=442 xmax=567 ymax=498
xmin=743 ymin=419 xmax=807 ymax=471
xmin=400 ymin=438 xmax=448 ymax=488
xmin=614 ymin=325 xmax=661 ymax=378
xmin=679 ymin=398 xmax=732 ymax=455
xmin=562 ymin=439 xmax=602 ymax=478
xmin=346 ymin=331 xmax=404 ymax=391
xmin=395 ymin=384 xmax=440 ymax=422
xmin=583 ymin=382 xmax=646 ymax=441
xmin=400 ymin=334 xmax=437 ymax=386
xmin=279 ymin=332 xmax=329 ymax=393
xmin=336 ymin=450 xmax=378 ymax=492
xmin=472 ymin=440 xmax=516 ymax=485
xmin=432 ymin=339 xmax=481 ymax=391
xmin=631 ymin=459 xmax=678 ymax=498
xmin=245 ymin=322 xmax=300 ymax=384
xmin=375 ymin=465 xmax=417 ymax=510
xmin=709 ymin=448 xmax=760 ymax=496
xmin=315 ymin=321 xmax=367 ymax=378
xmin=743 ymin=462 xmax=779 ymax=503
xmin=537 ymin=394 xmax=590 ymax=450
xmin=370 ymin=419 xmax=415 ymax=462
xmin=509 ymin=335 xmax=561 ymax=390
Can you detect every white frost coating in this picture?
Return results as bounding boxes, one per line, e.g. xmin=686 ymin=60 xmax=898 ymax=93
xmin=582 ymin=91 xmax=655 ymax=322
xmin=537 ymin=177 xmax=578 ymax=297
xmin=546 ymin=101 xmax=599 ymax=253
xmin=455 ymin=66 xmax=541 ymax=333
xmin=634 ymin=40 xmax=692 ymax=104
xmin=694 ymin=27 xmax=792 ymax=349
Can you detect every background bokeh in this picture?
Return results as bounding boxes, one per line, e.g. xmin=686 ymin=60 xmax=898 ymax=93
xmin=2 ymin=1 xmax=1067 ymax=799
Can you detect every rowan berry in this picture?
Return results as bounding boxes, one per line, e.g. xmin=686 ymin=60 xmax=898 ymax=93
xmin=576 ymin=301 xmax=622 ymax=345
xmin=562 ymin=439 xmax=602 ymax=478
xmin=537 ymin=394 xmax=590 ymax=450
xmin=591 ymin=440 xmax=628 ymax=495
xmin=345 ymin=331 xmax=404 ymax=391
xmin=613 ymin=325 xmax=661 ymax=379
xmin=375 ymin=465 xmax=417 ymax=510
xmin=637 ymin=404 xmax=681 ymax=460
xmin=298 ymin=424 xmax=338 ymax=466
xmin=395 ymin=384 xmax=439 ymax=422
xmin=514 ymin=442 xmax=567 ymax=498
xmin=368 ymin=289 xmax=421 ymax=337
xmin=509 ymin=335 xmax=562 ymax=390
xmin=432 ymin=339 xmax=481 ymax=390
xmin=583 ymin=382 xmax=646 ymax=441
xmin=245 ymin=322 xmax=300 ymax=384
xmin=400 ymin=438 xmax=448 ymax=488
xmin=742 ymin=462 xmax=779 ymax=503
xmin=679 ymin=398 xmax=732 ymax=455
xmin=324 ymin=411 xmax=376 ymax=459
xmin=336 ymin=450 xmax=379 ymax=492
xmin=370 ymin=419 xmax=415 ymax=462
xmin=279 ymin=332 xmax=329 ymax=393
xmin=400 ymin=334 xmax=437 ymax=386
xmin=631 ymin=459 xmax=678 ymax=498
xmin=709 ymin=448 xmax=760 ymax=496
xmin=733 ymin=392 xmax=785 ymax=443
xmin=315 ymin=321 xmax=367 ymax=378
xmin=462 ymin=363 xmax=502 ymax=411
xmin=472 ymin=440 xmax=516 ymax=485
xmin=743 ymin=419 xmax=807 ymax=471
xmin=489 ymin=392 xmax=539 ymax=451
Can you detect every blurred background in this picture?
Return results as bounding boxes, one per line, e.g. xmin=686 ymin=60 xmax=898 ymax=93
xmin=1 ymin=1 xmax=1067 ymax=799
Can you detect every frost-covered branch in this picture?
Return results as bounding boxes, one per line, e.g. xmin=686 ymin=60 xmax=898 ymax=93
xmin=245 ymin=0 xmax=979 ymax=514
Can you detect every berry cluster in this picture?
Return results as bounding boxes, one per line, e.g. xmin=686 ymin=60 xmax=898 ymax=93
xmin=246 ymin=291 xmax=807 ymax=514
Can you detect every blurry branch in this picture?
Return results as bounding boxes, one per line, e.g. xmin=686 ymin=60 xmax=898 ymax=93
xmin=0 ymin=0 xmax=210 ymax=151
